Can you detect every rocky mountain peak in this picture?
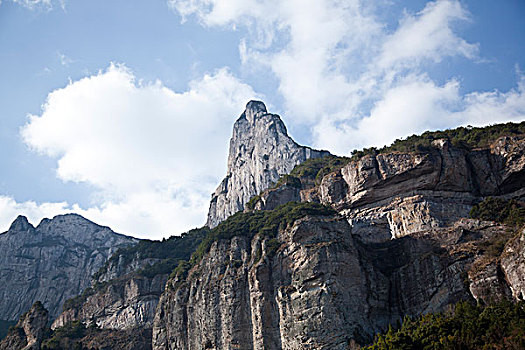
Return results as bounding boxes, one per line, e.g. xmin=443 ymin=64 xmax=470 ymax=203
xmin=36 ymin=213 xmax=96 ymax=230
xmin=206 ymin=101 xmax=331 ymax=227
xmin=8 ymin=215 xmax=33 ymax=232
xmin=242 ymin=100 xmax=267 ymax=124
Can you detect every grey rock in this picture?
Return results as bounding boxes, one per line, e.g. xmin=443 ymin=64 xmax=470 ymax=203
xmin=52 ymin=274 xmax=167 ymax=330
xmin=206 ymin=101 xmax=330 ymax=227
xmin=0 ymin=214 xmax=137 ymax=321
xmin=501 ymin=227 xmax=525 ymax=301
xmin=152 ymin=127 xmax=525 ymax=348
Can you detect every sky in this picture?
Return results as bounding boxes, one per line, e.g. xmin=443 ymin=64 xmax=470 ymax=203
xmin=0 ymin=0 xmax=524 ymax=239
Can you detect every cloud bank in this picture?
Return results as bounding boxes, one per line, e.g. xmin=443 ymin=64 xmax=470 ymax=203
xmin=7 ymin=64 xmax=259 ymax=238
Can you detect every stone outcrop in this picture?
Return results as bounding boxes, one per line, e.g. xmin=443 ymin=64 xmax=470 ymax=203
xmin=0 ymin=301 xmax=48 ymax=350
xmin=52 ymin=274 xmax=167 ymax=330
xmin=153 ymin=216 xmax=372 ymax=350
xmin=206 ymin=101 xmax=330 ymax=227
xmin=501 ymin=227 xmax=525 ymax=301
xmin=0 ymin=214 xmax=137 ymax=321
xmin=253 ymin=137 xmax=525 ymax=243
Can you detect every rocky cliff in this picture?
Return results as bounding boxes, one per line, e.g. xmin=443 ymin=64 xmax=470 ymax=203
xmin=0 ymin=214 xmax=137 ymax=321
xmin=52 ymin=227 xmax=208 ymax=335
xmin=152 ymin=122 xmax=525 ymax=349
xmin=206 ymin=101 xmax=330 ymax=227
xmin=16 ymin=108 xmax=524 ymax=349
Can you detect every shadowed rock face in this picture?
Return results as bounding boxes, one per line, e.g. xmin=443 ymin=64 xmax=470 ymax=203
xmin=206 ymin=101 xmax=331 ymax=228
xmin=0 ymin=214 xmax=137 ymax=321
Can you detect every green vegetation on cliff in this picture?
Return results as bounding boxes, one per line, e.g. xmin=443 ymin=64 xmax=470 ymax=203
xmin=268 ymin=122 xmax=525 ymax=195
xmin=365 ymin=301 xmax=525 ymax=350
xmin=469 ymin=197 xmax=525 ymax=227
xmin=352 ymin=121 xmax=525 ymax=160
xmin=93 ymin=226 xmax=209 ymax=280
xmin=288 ymin=155 xmax=351 ymax=184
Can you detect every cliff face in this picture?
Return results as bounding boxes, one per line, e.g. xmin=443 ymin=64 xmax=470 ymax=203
xmin=21 ymin=106 xmax=523 ymax=349
xmin=255 ymin=136 xmax=525 ymax=243
xmin=0 ymin=214 xmax=137 ymax=321
xmin=152 ymin=216 xmax=524 ymax=350
xmin=152 ymin=121 xmax=525 ymax=348
xmin=206 ymin=101 xmax=330 ymax=227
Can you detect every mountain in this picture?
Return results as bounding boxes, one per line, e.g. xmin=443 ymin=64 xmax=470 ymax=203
xmin=152 ymin=122 xmax=525 ymax=349
xmin=5 ymin=102 xmax=525 ymax=349
xmin=0 ymin=213 xmax=137 ymax=321
xmin=206 ymin=100 xmax=330 ymax=227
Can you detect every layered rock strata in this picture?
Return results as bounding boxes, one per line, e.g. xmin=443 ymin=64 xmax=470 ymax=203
xmin=153 ymin=133 xmax=525 ymax=349
xmin=253 ymin=136 xmax=525 ymax=243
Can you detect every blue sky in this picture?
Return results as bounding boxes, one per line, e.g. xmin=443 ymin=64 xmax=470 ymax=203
xmin=0 ymin=0 xmax=524 ymax=239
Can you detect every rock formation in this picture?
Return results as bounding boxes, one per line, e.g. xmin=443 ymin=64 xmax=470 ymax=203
xmin=52 ymin=274 xmax=167 ymax=331
xmin=0 ymin=214 xmax=137 ymax=321
xmin=17 ymin=104 xmax=524 ymax=350
xmin=206 ymin=100 xmax=330 ymax=227
xmin=0 ymin=301 xmax=48 ymax=350
xmin=152 ymin=122 xmax=525 ymax=348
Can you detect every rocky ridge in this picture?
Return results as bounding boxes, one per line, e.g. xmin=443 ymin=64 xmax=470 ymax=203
xmin=0 ymin=214 xmax=137 ymax=321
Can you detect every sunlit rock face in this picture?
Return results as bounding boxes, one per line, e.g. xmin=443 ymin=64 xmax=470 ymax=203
xmin=0 ymin=214 xmax=137 ymax=321
xmin=206 ymin=100 xmax=331 ymax=228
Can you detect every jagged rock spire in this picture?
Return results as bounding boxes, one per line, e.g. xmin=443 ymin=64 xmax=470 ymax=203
xmin=206 ymin=101 xmax=330 ymax=227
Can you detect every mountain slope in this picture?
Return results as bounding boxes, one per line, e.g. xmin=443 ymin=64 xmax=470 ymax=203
xmin=40 ymin=109 xmax=525 ymax=349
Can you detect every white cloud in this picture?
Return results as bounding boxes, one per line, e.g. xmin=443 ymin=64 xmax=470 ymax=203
xmin=377 ymin=0 xmax=479 ymax=69
xmin=0 ymin=196 xmax=70 ymax=232
xmin=169 ymin=0 xmax=524 ymax=155
xmin=314 ymin=75 xmax=525 ymax=154
xmin=6 ymin=0 xmax=64 ymax=10
xmin=15 ymin=64 xmax=260 ymax=239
